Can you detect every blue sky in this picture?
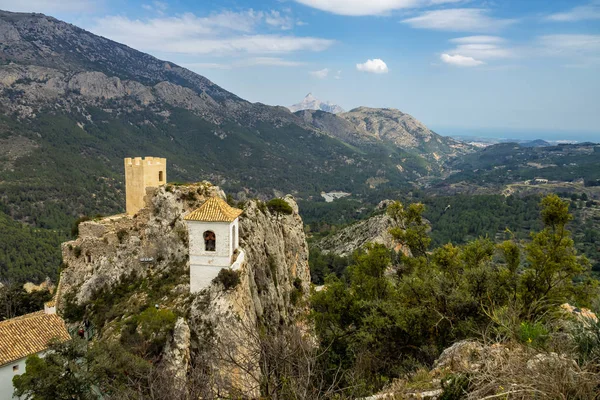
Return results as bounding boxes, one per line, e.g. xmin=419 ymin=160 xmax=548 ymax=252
xmin=1 ymin=0 xmax=599 ymax=140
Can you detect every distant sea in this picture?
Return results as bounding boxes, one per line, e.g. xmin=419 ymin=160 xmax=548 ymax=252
xmin=432 ymin=127 xmax=599 ymax=144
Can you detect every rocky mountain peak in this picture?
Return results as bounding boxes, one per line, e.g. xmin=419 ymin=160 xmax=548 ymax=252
xmin=288 ymin=93 xmax=345 ymax=114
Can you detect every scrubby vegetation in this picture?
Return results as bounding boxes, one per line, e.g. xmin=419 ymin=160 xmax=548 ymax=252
xmin=310 ymin=195 xmax=599 ymax=396
xmin=0 ymin=283 xmax=52 ymax=320
xmin=266 ymin=198 xmax=293 ymax=215
xmin=11 ymin=194 xmax=600 ymax=399
xmin=213 ymin=268 xmax=241 ymax=290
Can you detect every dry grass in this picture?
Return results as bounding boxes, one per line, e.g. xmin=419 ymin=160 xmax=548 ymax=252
xmin=466 ymin=343 xmax=599 ymax=400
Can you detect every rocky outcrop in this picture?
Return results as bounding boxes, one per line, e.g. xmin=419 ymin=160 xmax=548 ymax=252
xmin=375 ymin=335 xmax=598 ymax=400
xmin=341 ymin=107 xmax=437 ymax=149
xmin=288 ymin=93 xmax=345 ymax=114
xmin=315 ymin=201 xmax=406 ymax=257
xmin=56 ymin=184 xmax=311 ymax=397
xmin=163 ymin=317 xmax=191 ymax=383
xmin=57 ymin=183 xmax=219 ymax=305
xmin=188 ymin=195 xmax=311 ymax=395
xmin=295 ymin=109 xmax=376 ymax=146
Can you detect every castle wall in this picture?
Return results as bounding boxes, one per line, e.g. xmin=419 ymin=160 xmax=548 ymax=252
xmin=124 ymin=157 xmax=166 ymax=215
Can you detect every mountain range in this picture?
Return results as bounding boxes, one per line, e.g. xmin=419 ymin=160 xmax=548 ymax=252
xmin=0 ymin=10 xmax=468 ymax=233
xmin=288 ymin=93 xmax=345 ymax=114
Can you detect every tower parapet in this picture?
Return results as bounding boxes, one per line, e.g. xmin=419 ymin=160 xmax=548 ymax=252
xmin=124 ymin=156 xmax=166 ymax=215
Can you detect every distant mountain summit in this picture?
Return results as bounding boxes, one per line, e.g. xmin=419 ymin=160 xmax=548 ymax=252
xmin=288 ymin=93 xmax=345 ymax=114
xmin=297 ymin=106 xmax=471 ymax=160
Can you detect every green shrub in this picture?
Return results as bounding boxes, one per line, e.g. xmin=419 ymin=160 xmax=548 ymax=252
xmin=267 ymin=198 xmax=293 ymax=215
xmin=440 ymin=374 xmax=470 ymax=400
xmin=62 ymin=290 xmax=86 ymax=322
xmin=256 ymin=200 xmax=267 ymax=213
xmin=73 ymin=246 xmax=82 ymax=258
xmin=213 ymin=268 xmax=241 ymax=290
xmin=518 ymin=321 xmax=549 ymax=347
xmin=572 ymin=318 xmax=600 ymax=364
xmin=120 ymin=307 xmax=177 ymax=358
xmin=290 ymin=277 xmax=303 ymax=305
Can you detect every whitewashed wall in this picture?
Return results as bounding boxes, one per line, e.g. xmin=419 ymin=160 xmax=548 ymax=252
xmin=0 ymin=351 xmax=46 ymax=400
xmin=0 ymin=358 xmax=26 ymax=400
xmin=186 ymin=219 xmax=240 ymax=292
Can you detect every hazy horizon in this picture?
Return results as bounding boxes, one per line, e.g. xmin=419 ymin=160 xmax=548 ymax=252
xmin=433 ymin=127 xmax=599 ymax=143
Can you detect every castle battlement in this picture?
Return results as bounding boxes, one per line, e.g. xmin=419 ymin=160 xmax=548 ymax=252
xmin=125 ymin=156 xmax=166 ymax=167
xmin=124 ymin=156 xmax=167 ymax=215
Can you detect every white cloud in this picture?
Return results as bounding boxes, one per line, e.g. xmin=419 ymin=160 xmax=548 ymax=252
xmin=446 ymin=36 xmax=515 ymax=60
xmin=356 ymin=59 xmax=389 ymax=73
xmin=546 ymin=1 xmax=600 ymax=22
xmin=440 ymin=53 xmax=485 ymax=66
xmin=0 ymin=0 xmax=97 ymax=13
xmin=450 ymin=43 xmax=514 ymax=59
xmin=537 ymin=34 xmax=600 ymax=55
xmin=90 ymin=12 xmax=335 ymax=56
xmin=265 ymin=10 xmax=295 ymax=30
xmin=293 ymin=0 xmax=464 ymax=16
xmin=402 ymin=8 xmax=516 ymax=32
xmin=183 ymin=57 xmax=304 ymax=70
xmin=182 ymin=62 xmax=232 ymax=70
xmin=334 ymin=70 xmax=342 ymax=79
xmin=153 ymin=1 xmax=168 ymax=11
xmin=241 ymin=57 xmax=305 ymax=67
xmin=142 ymin=1 xmax=168 ymax=14
xmin=450 ymin=36 xmax=505 ymax=44
xmin=310 ymin=68 xmax=330 ymax=78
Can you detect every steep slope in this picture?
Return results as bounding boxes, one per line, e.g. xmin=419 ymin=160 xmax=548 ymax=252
xmin=339 ymin=107 xmax=469 ymax=157
xmin=299 ymin=107 xmax=472 ymax=162
xmin=295 ymin=109 xmax=375 ymax=146
xmin=288 ymin=93 xmax=345 ymax=114
xmin=314 ymin=204 xmax=405 ymax=257
xmin=0 ymin=10 xmax=238 ymax=102
xmin=56 ymin=183 xmax=311 ymax=396
xmin=0 ymin=10 xmax=429 ymax=236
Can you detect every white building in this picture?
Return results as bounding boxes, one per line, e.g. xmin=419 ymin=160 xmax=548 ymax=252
xmin=184 ymin=197 xmax=244 ymax=292
xmin=0 ymin=302 xmax=70 ymax=400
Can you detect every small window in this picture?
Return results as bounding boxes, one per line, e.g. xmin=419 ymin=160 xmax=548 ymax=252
xmin=158 ymin=171 xmax=164 ymax=182
xmin=204 ymin=231 xmax=216 ymax=252
xmin=13 ymin=365 xmax=19 ymax=372
xmin=86 ymin=254 xmax=92 ymax=263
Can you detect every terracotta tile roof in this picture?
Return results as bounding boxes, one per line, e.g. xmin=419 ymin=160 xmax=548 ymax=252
xmin=0 ymin=312 xmax=70 ymax=366
xmin=184 ymin=197 xmax=243 ymax=223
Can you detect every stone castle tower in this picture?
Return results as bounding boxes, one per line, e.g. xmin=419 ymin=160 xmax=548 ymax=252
xmin=124 ymin=157 xmax=167 ymax=215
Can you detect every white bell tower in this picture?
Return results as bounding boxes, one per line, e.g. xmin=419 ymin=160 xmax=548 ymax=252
xmin=184 ymin=197 xmax=244 ymax=292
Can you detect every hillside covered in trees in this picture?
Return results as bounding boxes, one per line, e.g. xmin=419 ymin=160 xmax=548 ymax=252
xmin=12 ymin=194 xmax=600 ymax=399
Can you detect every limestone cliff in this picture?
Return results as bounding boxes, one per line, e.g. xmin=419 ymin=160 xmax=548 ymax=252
xmin=55 ymin=183 xmax=311 ymax=396
xmin=315 ymin=201 xmax=407 ymax=257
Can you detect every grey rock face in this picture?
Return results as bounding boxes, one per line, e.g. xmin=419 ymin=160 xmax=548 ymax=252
xmin=342 ymin=107 xmax=434 ymax=146
xmin=186 ymin=196 xmax=311 ymax=395
xmin=288 ymin=93 xmax=345 ymax=114
xmin=57 ymin=183 xmax=220 ymax=305
xmin=295 ymin=109 xmax=375 ymax=146
xmin=315 ymin=209 xmax=405 ymax=257
xmin=0 ymin=10 xmax=239 ymax=102
xmin=163 ymin=317 xmax=191 ymax=383
xmin=55 ymin=184 xmax=311 ymax=397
